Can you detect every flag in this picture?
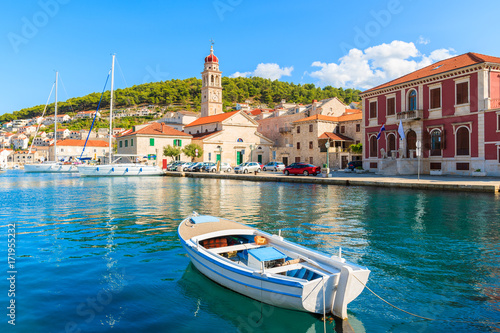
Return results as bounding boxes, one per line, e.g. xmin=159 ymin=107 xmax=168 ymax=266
xmin=398 ymin=120 xmax=405 ymax=140
xmin=376 ymin=124 xmax=385 ymax=140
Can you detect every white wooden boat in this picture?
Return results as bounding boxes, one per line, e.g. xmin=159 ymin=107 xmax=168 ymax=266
xmin=77 ymin=163 xmax=162 ymax=176
xmin=178 ymin=213 xmax=370 ymax=319
xmin=24 ymin=162 xmax=78 ymax=173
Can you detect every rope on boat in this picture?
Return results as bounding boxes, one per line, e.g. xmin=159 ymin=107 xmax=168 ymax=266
xmin=352 ymin=274 xmax=500 ymax=326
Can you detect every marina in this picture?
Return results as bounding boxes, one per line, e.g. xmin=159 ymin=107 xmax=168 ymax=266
xmin=1 ymin=170 xmax=498 ymax=332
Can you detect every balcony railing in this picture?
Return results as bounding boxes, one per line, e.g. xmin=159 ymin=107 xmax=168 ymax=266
xmin=397 ymin=109 xmax=422 ymax=121
xmin=279 ymin=126 xmax=292 ymax=133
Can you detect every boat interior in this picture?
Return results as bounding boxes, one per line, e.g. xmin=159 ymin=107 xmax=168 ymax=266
xmin=198 ymin=234 xmax=332 ymax=282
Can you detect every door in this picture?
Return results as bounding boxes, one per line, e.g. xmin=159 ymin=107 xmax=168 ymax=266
xmin=406 ymin=130 xmax=416 ymax=158
xmin=341 ymin=156 xmax=348 ymax=169
xmin=236 ymin=151 xmax=242 ymax=165
xmin=282 ymin=156 xmax=288 ymax=166
xmin=257 ymin=154 xmax=262 ymax=164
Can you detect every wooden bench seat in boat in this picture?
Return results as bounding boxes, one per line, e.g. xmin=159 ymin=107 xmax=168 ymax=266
xmin=207 ymin=242 xmax=261 ymax=254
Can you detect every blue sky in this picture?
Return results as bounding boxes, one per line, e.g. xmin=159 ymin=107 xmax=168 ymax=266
xmin=1 ymin=0 xmax=499 ymax=115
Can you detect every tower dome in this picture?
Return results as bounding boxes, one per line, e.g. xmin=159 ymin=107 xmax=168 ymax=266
xmin=204 ymin=45 xmax=219 ymax=63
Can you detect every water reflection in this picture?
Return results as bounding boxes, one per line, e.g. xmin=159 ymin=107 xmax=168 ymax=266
xmin=1 ymin=171 xmax=499 ymax=333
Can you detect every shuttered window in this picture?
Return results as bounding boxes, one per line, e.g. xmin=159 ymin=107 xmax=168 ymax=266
xmin=456 ymin=82 xmax=469 ymax=105
xmin=150 ymin=138 xmax=154 ymax=146
xmin=369 ymin=102 xmax=377 ymax=118
xmin=387 ymin=97 xmax=395 ymax=115
xmin=430 ymin=88 xmax=441 ymax=109
xmin=369 ymin=136 xmax=377 ymax=157
xmin=456 ymin=127 xmax=469 ymax=155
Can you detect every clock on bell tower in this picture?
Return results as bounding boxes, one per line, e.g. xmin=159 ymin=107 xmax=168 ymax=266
xmin=201 ymin=45 xmax=223 ymax=118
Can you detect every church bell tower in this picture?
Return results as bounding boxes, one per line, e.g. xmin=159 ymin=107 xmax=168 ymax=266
xmin=201 ymin=45 xmax=223 ymax=117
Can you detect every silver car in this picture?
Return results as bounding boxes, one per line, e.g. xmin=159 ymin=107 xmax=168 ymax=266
xmin=207 ymin=162 xmax=232 ymax=173
xmin=234 ymin=162 xmax=261 ymax=174
xmin=262 ymin=162 xmax=285 ymax=171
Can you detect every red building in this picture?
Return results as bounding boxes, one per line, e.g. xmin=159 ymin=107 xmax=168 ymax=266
xmin=360 ymin=52 xmax=500 ymax=176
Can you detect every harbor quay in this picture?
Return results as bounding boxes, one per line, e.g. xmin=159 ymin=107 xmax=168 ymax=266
xmin=164 ymin=170 xmax=500 ymax=193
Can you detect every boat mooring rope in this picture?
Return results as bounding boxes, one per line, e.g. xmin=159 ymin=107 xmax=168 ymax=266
xmin=352 ymin=274 xmax=500 ymax=326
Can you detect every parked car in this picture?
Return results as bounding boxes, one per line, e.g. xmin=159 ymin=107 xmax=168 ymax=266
xmin=192 ymin=162 xmax=210 ymax=172
xmin=207 ymin=162 xmax=232 ymax=173
xmin=262 ymin=162 xmax=285 ymax=172
xmin=177 ymin=162 xmax=194 ymax=171
xmin=167 ymin=161 xmax=184 ymax=171
xmin=234 ymin=162 xmax=261 ymax=174
xmin=187 ymin=162 xmax=203 ymax=172
xmin=202 ymin=162 xmax=216 ymax=172
xmin=283 ymin=163 xmax=321 ymax=176
xmin=347 ymin=160 xmax=363 ymax=171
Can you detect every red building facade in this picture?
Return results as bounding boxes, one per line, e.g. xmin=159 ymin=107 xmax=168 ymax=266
xmin=360 ymin=53 xmax=500 ymax=176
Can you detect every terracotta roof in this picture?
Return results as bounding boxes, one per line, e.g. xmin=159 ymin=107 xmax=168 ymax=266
xmin=249 ymin=109 xmax=262 ymax=116
xmin=57 ymin=128 xmax=68 ymax=132
xmin=77 ymin=110 xmax=97 ymax=114
xmin=184 ymin=111 xmax=239 ymax=128
xmin=294 ymin=114 xmax=339 ymax=123
xmin=337 ymin=113 xmax=362 ymax=122
xmin=363 ymin=52 xmax=500 ymax=93
xmin=318 ymin=132 xmax=354 ymax=141
xmin=50 ymin=139 xmax=109 ymax=147
xmin=122 ymin=122 xmax=191 ymax=137
xmin=191 ymin=130 xmax=222 ymax=140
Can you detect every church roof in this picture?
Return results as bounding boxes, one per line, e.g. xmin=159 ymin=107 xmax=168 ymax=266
xmin=121 ymin=122 xmax=191 ymax=137
xmin=205 ymin=45 xmax=219 ymax=63
xmin=184 ymin=110 xmax=239 ymax=128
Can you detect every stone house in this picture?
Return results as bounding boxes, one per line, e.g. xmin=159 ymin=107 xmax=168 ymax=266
xmin=116 ymin=122 xmax=192 ymax=164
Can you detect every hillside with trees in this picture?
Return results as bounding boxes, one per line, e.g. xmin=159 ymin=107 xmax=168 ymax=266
xmin=0 ymin=77 xmax=361 ymax=123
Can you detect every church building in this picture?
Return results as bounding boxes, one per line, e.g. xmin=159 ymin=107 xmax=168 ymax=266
xmin=184 ymin=46 xmax=273 ymax=165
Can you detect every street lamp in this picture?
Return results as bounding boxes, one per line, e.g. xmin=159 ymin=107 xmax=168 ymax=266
xmin=325 ymin=141 xmax=330 ymax=176
xmin=250 ymin=144 xmax=253 ymax=162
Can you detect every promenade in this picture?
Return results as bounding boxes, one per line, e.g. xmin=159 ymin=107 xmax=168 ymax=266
xmin=165 ymin=170 xmax=500 ymax=193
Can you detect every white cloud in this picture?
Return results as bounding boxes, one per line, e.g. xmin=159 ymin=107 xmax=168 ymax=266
xmin=417 ymin=36 xmax=430 ymax=45
xmin=309 ymin=40 xmax=455 ymax=90
xmin=230 ymin=63 xmax=293 ymax=80
xmin=230 ymin=71 xmax=252 ymax=78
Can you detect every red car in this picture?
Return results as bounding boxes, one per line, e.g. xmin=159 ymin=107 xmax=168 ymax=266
xmin=283 ymin=163 xmax=321 ymax=176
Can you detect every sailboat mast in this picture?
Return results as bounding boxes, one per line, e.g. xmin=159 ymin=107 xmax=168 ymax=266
xmin=54 ymin=71 xmax=58 ymax=162
xmin=109 ymin=55 xmax=115 ymax=164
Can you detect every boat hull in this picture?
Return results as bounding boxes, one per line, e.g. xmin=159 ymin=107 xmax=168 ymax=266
xmin=177 ymin=215 xmax=370 ymax=319
xmin=77 ymin=164 xmax=163 ymax=176
xmin=24 ymin=163 xmax=78 ymax=173
xmin=181 ymin=239 xmax=323 ymax=313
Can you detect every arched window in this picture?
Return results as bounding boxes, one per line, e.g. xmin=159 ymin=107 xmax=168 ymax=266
xmin=237 ymin=138 xmax=243 ymax=142
xmin=406 ymin=130 xmax=416 ymax=158
xmin=408 ymin=90 xmax=417 ymax=111
xmin=430 ymin=130 xmax=442 ymax=156
xmin=369 ymin=136 xmax=378 ymax=157
xmin=387 ymin=133 xmax=396 ymax=157
xmin=211 ymin=75 xmax=214 ymax=85
xmin=456 ymin=127 xmax=469 ymax=155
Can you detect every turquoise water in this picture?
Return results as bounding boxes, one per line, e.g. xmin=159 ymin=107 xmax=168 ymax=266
xmin=0 ymin=170 xmax=499 ymax=332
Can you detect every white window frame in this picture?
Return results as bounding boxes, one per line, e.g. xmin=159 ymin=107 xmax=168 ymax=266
xmin=368 ymin=97 xmax=378 ymax=119
xmin=405 ymin=88 xmax=418 ymax=111
xmin=385 ymin=93 xmax=396 ymax=117
xmin=454 ymin=76 xmax=470 ymax=107
xmin=453 ymin=124 xmax=471 ymax=157
xmin=428 ymin=82 xmax=442 ymax=111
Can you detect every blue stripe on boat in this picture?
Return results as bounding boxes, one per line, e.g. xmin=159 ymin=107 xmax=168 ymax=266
xmin=186 ymin=244 xmax=302 ymax=299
